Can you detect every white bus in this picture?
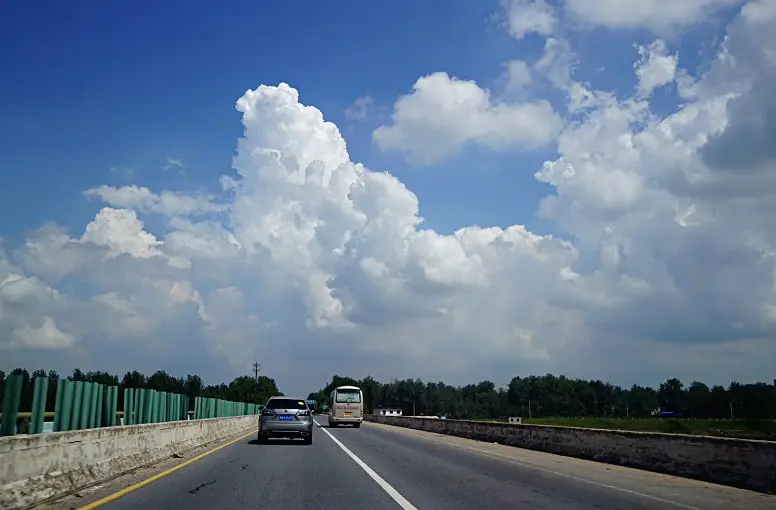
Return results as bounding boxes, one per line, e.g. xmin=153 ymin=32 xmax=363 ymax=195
xmin=328 ymin=385 xmax=363 ymax=427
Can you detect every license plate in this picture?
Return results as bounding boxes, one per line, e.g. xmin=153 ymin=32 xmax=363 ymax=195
xmin=278 ymin=415 xmax=293 ymax=421
xmin=344 ymin=412 xmax=352 ymax=417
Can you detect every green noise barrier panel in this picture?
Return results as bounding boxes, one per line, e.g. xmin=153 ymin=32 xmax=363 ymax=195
xmin=0 ymin=375 xmax=260 ymax=435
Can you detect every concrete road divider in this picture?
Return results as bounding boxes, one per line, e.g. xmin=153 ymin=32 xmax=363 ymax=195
xmin=0 ymin=415 xmax=257 ymax=509
xmin=365 ymin=415 xmax=776 ymax=494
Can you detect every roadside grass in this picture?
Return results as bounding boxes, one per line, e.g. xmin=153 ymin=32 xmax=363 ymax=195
xmin=483 ymin=417 xmax=776 ymax=440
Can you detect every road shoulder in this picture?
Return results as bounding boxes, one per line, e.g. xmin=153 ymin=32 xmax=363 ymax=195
xmin=32 ymin=428 xmax=257 ymax=510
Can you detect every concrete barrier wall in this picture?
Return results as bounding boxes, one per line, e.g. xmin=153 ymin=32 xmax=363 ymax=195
xmin=365 ymin=415 xmax=776 ymax=494
xmin=0 ymin=415 xmax=257 ymax=509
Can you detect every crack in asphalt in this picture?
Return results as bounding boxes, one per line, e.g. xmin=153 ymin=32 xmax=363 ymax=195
xmin=187 ymin=480 xmax=217 ymax=495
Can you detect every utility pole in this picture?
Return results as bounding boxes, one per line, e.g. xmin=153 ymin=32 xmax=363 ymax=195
xmin=729 ymin=401 xmax=734 ymax=420
xmin=625 ymin=398 xmax=630 ymax=418
xmin=252 ymin=361 xmax=260 ymax=382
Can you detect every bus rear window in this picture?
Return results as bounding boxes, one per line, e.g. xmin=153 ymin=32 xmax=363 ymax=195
xmin=335 ymin=390 xmax=361 ymax=403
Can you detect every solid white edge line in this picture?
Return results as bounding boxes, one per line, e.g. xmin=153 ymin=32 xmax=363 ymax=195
xmin=314 ymin=419 xmax=418 ymax=510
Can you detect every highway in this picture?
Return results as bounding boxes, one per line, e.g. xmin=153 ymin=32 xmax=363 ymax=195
xmin=90 ymin=415 xmax=773 ymax=510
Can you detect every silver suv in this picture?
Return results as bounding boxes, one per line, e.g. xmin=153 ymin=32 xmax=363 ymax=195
xmin=258 ymin=397 xmax=313 ymax=444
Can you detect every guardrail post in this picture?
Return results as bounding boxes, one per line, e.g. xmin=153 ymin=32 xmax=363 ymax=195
xmin=71 ymin=381 xmax=84 ymax=431
xmin=145 ymin=389 xmax=153 ymax=423
xmin=53 ymin=379 xmax=66 ymax=431
xmin=30 ymin=376 xmax=49 ymax=434
xmin=103 ymin=386 xmax=111 ymax=426
xmin=136 ymin=389 xmax=145 ymax=424
xmin=108 ymin=386 xmax=118 ymax=426
xmin=148 ymin=390 xmax=156 ymax=423
xmin=155 ymin=391 xmax=162 ymax=422
xmin=1 ymin=374 xmax=23 ymax=436
xmin=146 ymin=390 xmax=152 ymax=423
xmin=94 ymin=384 xmax=104 ymax=428
xmin=123 ymin=388 xmax=133 ymax=426
xmin=129 ymin=387 xmax=136 ymax=425
xmin=88 ymin=382 xmax=99 ymax=429
xmin=159 ymin=391 xmax=166 ymax=422
xmin=102 ymin=386 xmax=110 ymax=427
xmin=150 ymin=390 xmax=155 ymax=423
xmin=132 ymin=389 xmax=140 ymax=424
xmin=80 ymin=381 xmax=93 ymax=430
xmin=60 ymin=380 xmax=75 ymax=431
xmin=143 ymin=389 xmax=153 ymax=424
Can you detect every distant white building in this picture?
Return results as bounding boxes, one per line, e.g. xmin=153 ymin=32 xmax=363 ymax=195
xmin=374 ymin=408 xmax=403 ymax=416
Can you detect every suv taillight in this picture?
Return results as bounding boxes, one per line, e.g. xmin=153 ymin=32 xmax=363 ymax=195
xmin=261 ymin=408 xmax=276 ymax=416
xmin=298 ymin=410 xmax=310 ymax=417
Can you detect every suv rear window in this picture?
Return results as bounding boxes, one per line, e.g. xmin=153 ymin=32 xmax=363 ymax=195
xmin=265 ymin=398 xmax=307 ymax=410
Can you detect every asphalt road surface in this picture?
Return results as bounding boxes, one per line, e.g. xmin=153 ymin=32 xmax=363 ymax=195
xmin=98 ymin=415 xmax=774 ymax=510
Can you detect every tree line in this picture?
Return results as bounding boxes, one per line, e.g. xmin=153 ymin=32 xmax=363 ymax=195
xmin=313 ymin=374 xmax=776 ymax=420
xmin=0 ymin=367 xmax=284 ymax=413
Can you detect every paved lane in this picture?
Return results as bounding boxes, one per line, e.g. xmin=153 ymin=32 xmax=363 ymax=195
xmin=101 ymin=416 xmax=398 ymax=510
xmin=97 ymin=415 xmax=774 ymax=510
xmin=323 ymin=419 xmax=774 ymax=510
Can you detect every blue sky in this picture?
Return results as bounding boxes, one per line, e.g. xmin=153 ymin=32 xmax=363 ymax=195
xmin=1 ymin=0 xmax=517 ymax=234
xmin=2 ymin=0 xmax=772 ymax=393
xmin=0 ymin=0 xmax=735 ymax=240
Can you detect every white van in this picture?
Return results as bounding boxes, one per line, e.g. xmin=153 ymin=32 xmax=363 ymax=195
xmin=328 ymin=385 xmax=363 ymax=427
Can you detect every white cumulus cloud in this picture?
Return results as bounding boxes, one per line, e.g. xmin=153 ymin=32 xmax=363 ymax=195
xmin=634 ymin=40 xmax=679 ymax=97
xmin=564 ymin=0 xmax=745 ymax=32
xmin=84 ymin=185 xmax=227 ymax=216
xmin=2 ymin=0 xmax=775 ymax=394
xmin=373 ymin=72 xmax=563 ymax=165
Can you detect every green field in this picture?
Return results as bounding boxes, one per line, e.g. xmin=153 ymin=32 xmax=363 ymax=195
xmin=488 ymin=417 xmax=776 ymax=441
